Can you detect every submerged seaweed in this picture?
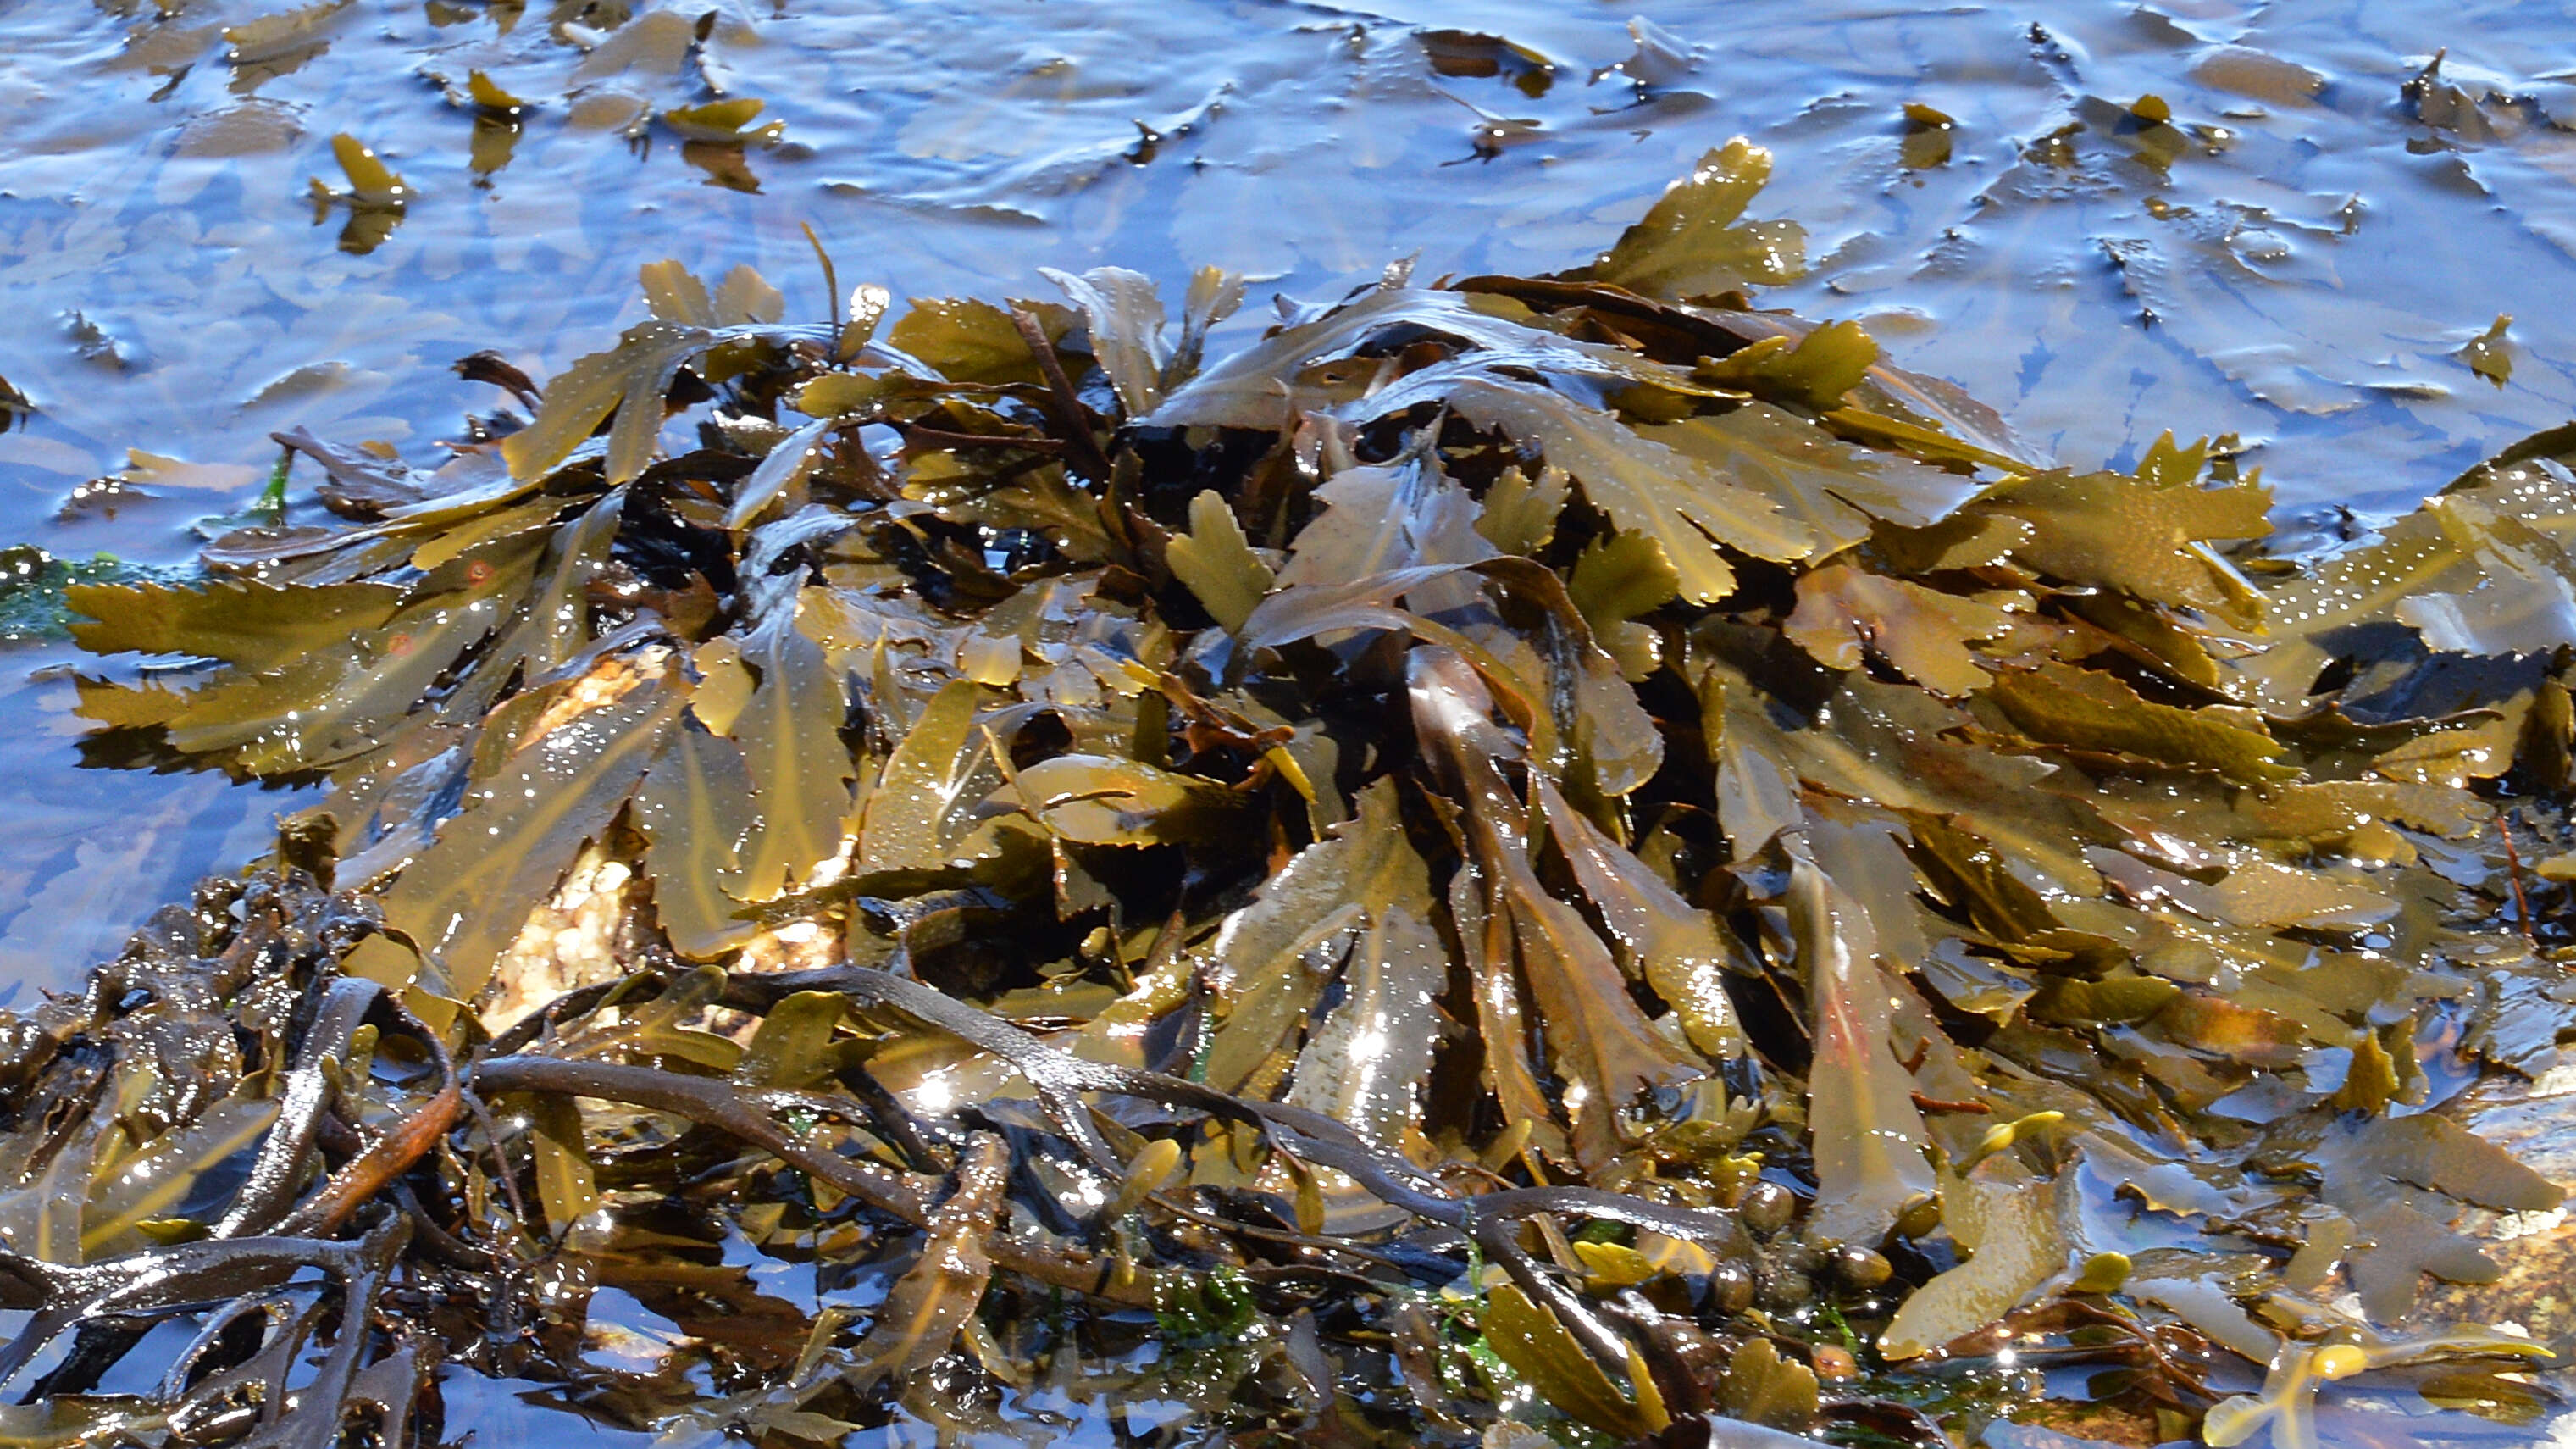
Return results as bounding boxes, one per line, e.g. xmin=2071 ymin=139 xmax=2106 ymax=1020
xmin=13 ymin=143 xmax=2576 ymax=1446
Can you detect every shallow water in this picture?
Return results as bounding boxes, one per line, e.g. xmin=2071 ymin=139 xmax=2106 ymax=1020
xmin=0 ymin=0 xmax=2571 ymax=1089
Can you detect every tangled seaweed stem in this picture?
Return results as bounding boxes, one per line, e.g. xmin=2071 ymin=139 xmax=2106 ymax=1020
xmin=1008 ymin=304 xmax=1115 ymax=482
xmin=275 ymin=994 xmax=461 ymax=1237
xmin=725 ymin=961 xmax=1754 ymax=1252
xmin=468 ymin=1051 xmax=1164 ymax=1306
xmin=208 ymin=975 xmax=374 ymax=1238
xmin=471 ymin=954 xmax=1753 ymax=1374
xmin=0 ymin=1216 xmax=408 ymax=1386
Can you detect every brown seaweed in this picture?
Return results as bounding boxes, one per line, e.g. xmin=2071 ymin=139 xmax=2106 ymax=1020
xmin=20 ymin=141 xmax=2576 ymax=1447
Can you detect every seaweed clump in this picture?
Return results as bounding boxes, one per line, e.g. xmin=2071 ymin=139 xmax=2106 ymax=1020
xmin=12 ymin=141 xmax=2576 ymax=1446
